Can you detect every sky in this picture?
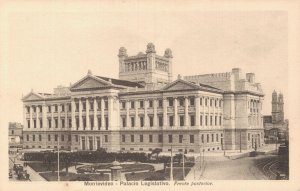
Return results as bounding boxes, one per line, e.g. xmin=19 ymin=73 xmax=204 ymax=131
xmin=0 ymin=1 xmax=288 ymax=125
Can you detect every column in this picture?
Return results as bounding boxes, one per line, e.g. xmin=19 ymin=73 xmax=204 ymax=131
xmin=86 ymin=136 xmax=89 ymax=150
xmin=93 ymin=98 xmax=98 ymax=130
xmin=64 ymin=103 xmax=68 ymax=128
xmin=153 ymin=99 xmax=158 ymax=128
xmin=23 ymin=105 xmax=27 ymax=129
xmin=174 ymin=97 xmax=178 ymax=127
xmin=42 ymin=104 xmax=47 ymax=128
xmin=101 ymin=98 xmax=105 ymax=129
xmin=86 ymin=98 xmax=90 ymax=130
xmin=29 ymin=106 xmax=33 ymax=129
xmin=71 ymin=99 xmax=76 ymax=130
xmin=51 ymin=105 xmax=55 ymax=129
xmin=196 ymin=96 xmax=200 ymax=127
xmin=144 ymin=99 xmax=149 ymax=127
xmin=108 ymin=96 xmax=114 ymax=129
xmin=58 ymin=104 xmax=61 ymax=129
xmin=163 ymin=98 xmax=168 ymax=127
xmin=79 ymin=136 xmax=82 ymax=150
xmin=36 ymin=106 xmax=40 ymax=128
xmin=184 ymin=96 xmax=189 ymax=127
xmin=79 ymin=98 xmax=83 ymax=130
xmin=126 ymin=100 xmax=130 ymax=127
xmin=135 ymin=100 xmax=139 ymax=127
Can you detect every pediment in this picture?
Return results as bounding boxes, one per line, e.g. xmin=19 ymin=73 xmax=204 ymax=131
xmin=23 ymin=92 xmax=44 ymax=101
xmin=71 ymin=76 xmax=111 ymax=90
xmin=163 ymin=80 xmax=199 ymax=91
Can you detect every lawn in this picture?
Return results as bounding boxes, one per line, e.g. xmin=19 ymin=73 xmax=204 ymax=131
xmin=28 ymin=162 xmax=79 ymax=172
xmin=125 ymin=168 xmax=192 ymax=181
xmin=39 ymin=171 xmax=109 ymax=181
xmin=77 ymin=163 xmax=154 ymax=173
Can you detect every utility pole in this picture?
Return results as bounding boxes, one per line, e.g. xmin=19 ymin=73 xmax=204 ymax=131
xmin=170 ymin=145 xmax=173 ymax=181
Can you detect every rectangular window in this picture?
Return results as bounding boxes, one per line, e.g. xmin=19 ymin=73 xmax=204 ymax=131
xmin=26 ymin=135 xmax=29 ymax=141
xmin=210 ymin=99 xmax=212 ymax=107
xmin=55 ymin=134 xmax=58 ymax=141
xmin=55 ymin=119 xmax=58 ymax=128
xmin=48 ymin=119 xmax=52 ymax=128
xmin=105 ymin=117 xmax=108 ymax=130
xmin=105 ymin=135 xmax=108 ymax=142
xmin=33 ymin=135 xmax=35 ymax=141
xmin=97 ymin=100 xmax=101 ymax=110
xmin=180 ymin=116 xmax=184 ymax=127
xmin=168 ymin=135 xmax=173 ymax=143
xmin=215 ymin=99 xmax=217 ymax=107
xmin=219 ymin=100 xmax=222 ymax=107
xmin=190 ymin=97 xmax=195 ymax=106
xmin=179 ymin=98 xmax=184 ymax=106
xmin=76 ymin=103 xmax=79 ymax=111
xmin=149 ymin=135 xmax=153 ymax=143
xmin=61 ymin=135 xmax=64 ymax=141
xmin=131 ymin=117 xmax=135 ymax=127
xmin=212 ymin=134 xmax=214 ymax=142
xmin=55 ymin=105 xmax=58 ymax=112
xmin=201 ymin=134 xmax=204 ymax=143
xmin=26 ymin=106 xmax=30 ymax=113
xmin=158 ymin=116 xmax=163 ymax=127
xmin=149 ymin=116 xmax=153 ymax=127
xmin=179 ymin=135 xmax=183 ymax=143
xmin=90 ymin=101 xmax=93 ymax=110
xmin=149 ymin=100 xmax=153 ymax=108
xmin=219 ymin=116 xmax=222 ymax=125
xmin=75 ymin=135 xmax=78 ymax=142
xmin=190 ymin=135 xmax=194 ymax=143
xmin=140 ymin=101 xmax=144 ymax=108
xmin=11 ymin=130 xmax=14 ymax=135
xmin=82 ymin=102 xmax=86 ymax=111
xmin=39 ymin=134 xmax=42 ymax=141
xmin=62 ymin=119 xmax=65 ymax=128
xmin=215 ymin=116 xmax=217 ymax=126
xmin=210 ymin=116 xmax=213 ymax=126
xmin=122 ymin=117 xmax=126 ymax=127
xmin=248 ymin=133 xmax=250 ymax=141
xmin=169 ymin=98 xmax=173 ymax=106
xmin=61 ymin=105 xmax=65 ymax=112
xmin=190 ymin=115 xmax=195 ymax=126
xmin=131 ymin=135 xmax=134 ymax=142
xmin=140 ymin=135 xmax=143 ymax=142
xmin=48 ymin=134 xmax=51 ymax=141
xmin=27 ymin=120 xmax=30 ymax=128
xmin=68 ymin=104 xmax=71 ymax=112
xmin=205 ymin=116 xmax=208 ymax=126
xmin=48 ymin=106 xmax=51 ymax=112
xmin=140 ymin=116 xmax=144 ymax=127
xmin=68 ymin=118 xmax=72 ymax=128
xmin=131 ymin=101 xmax=135 ymax=109
xmin=105 ymin=101 xmax=108 ymax=109
xmin=122 ymin=135 xmax=125 ymax=142
xmin=98 ymin=117 xmax=101 ymax=129
xmin=205 ymin=98 xmax=208 ymax=106
xmin=158 ymin=100 xmax=163 ymax=107
xmin=169 ymin=116 xmax=174 ymax=126
xmin=40 ymin=119 xmax=43 ymax=128
xmin=200 ymin=115 xmax=203 ymax=126
xmin=76 ymin=118 xmax=79 ymax=129
xmin=33 ymin=106 xmax=36 ymax=113
xmin=68 ymin=135 xmax=71 ymax=141
xmin=216 ymin=134 xmax=219 ymax=142
xmin=90 ymin=117 xmax=94 ymax=129
xmin=158 ymin=134 xmax=163 ymax=143
xmin=122 ymin=101 xmax=126 ymax=109
xmin=33 ymin=120 xmax=36 ymax=128
xmin=200 ymin=98 xmax=203 ymax=106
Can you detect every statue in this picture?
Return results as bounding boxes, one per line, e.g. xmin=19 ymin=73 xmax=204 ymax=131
xmin=146 ymin=43 xmax=156 ymax=53
xmin=164 ymin=48 xmax=173 ymax=58
xmin=118 ymin=47 xmax=128 ymax=57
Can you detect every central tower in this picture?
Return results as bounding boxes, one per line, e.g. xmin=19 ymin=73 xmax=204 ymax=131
xmin=118 ymin=43 xmax=173 ymax=86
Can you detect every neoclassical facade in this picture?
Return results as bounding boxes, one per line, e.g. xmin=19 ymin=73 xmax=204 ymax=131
xmin=22 ymin=43 xmax=265 ymax=153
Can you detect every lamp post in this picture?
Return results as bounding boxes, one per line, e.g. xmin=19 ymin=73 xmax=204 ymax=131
xmin=170 ymin=145 xmax=173 ymax=181
xmin=57 ymin=135 xmax=60 ymax=181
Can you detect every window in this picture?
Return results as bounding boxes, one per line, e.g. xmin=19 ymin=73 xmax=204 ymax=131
xmin=219 ymin=100 xmax=222 ymax=107
xmin=158 ymin=116 xmax=163 ymax=127
xmin=33 ymin=106 xmax=36 ymax=113
xmin=27 ymin=120 xmax=30 ymax=128
xmin=190 ymin=97 xmax=195 ymax=106
xmin=26 ymin=135 xmax=29 ymax=141
xmin=131 ymin=135 xmax=134 ymax=142
xmin=98 ymin=117 xmax=101 ymax=129
xmin=105 ymin=117 xmax=108 ymax=130
xmin=205 ymin=98 xmax=208 ymax=106
xmin=219 ymin=116 xmax=222 ymax=125
xmin=68 ymin=135 xmax=71 ymax=141
xmin=48 ymin=119 xmax=51 ymax=128
xmin=190 ymin=115 xmax=195 ymax=126
xmin=158 ymin=134 xmax=163 ymax=143
xmin=61 ymin=105 xmax=65 ymax=112
xmin=212 ymin=134 xmax=214 ymax=142
xmin=207 ymin=134 xmax=209 ymax=143
xmin=149 ymin=135 xmax=153 ymax=143
xmin=169 ymin=98 xmax=173 ymax=106
xmin=33 ymin=120 xmax=36 ymax=128
xmin=11 ymin=130 xmax=14 ymax=135
xmin=215 ymin=99 xmax=217 ymax=107
xmin=179 ymin=135 xmax=183 ymax=143
xmin=39 ymin=135 xmax=42 ymax=141
xmin=48 ymin=134 xmax=51 ymax=141
xmin=190 ymin=135 xmax=194 ymax=143
xmin=122 ymin=101 xmax=126 ymax=109
xmin=149 ymin=100 xmax=153 ymax=108
xmin=122 ymin=117 xmax=126 ymax=127
xmin=131 ymin=101 xmax=135 ymax=109
xmin=140 ymin=135 xmax=143 ymax=142
xmin=158 ymin=99 xmax=163 ymax=107
xmin=210 ymin=99 xmax=212 ymax=107
xmin=248 ymin=133 xmax=250 ymax=141
xmin=55 ymin=105 xmax=58 ymax=112
xmin=61 ymin=135 xmax=64 ymax=141
xmin=55 ymin=134 xmax=58 ymax=141
xmin=105 ymin=101 xmax=108 ymax=109
xmin=140 ymin=101 xmax=144 ymax=108
xmin=48 ymin=106 xmax=51 ymax=112
xmin=149 ymin=116 xmax=154 ymax=127
xmin=26 ymin=107 xmax=30 ymax=113
xmin=75 ymin=135 xmax=78 ymax=142
xmin=201 ymin=134 xmax=204 ymax=143
xmin=169 ymin=116 xmax=174 ymax=126
xmin=76 ymin=118 xmax=79 ymax=129
xmin=140 ymin=116 xmax=144 ymax=127
xmin=68 ymin=104 xmax=71 ymax=112
xmin=205 ymin=116 xmax=208 ymax=126
xmin=62 ymin=119 xmax=65 ymax=128
xmin=122 ymin=135 xmax=125 ymax=142
xmin=97 ymin=100 xmax=101 ymax=110
xmin=200 ymin=115 xmax=203 ymax=126
xmin=90 ymin=101 xmax=93 ymax=110
xmin=179 ymin=98 xmax=184 ymax=106
xmin=200 ymin=98 xmax=203 ymax=106
xmin=105 ymin=135 xmax=108 ymax=142
xmin=168 ymin=135 xmax=173 ymax=143
xmin=90 ymin=117 xmax=94 ymax=129
xmin=82 ymin=102 xmax=86 ymax=111
xmin=210 ymin=116 xmax=213 ymax=126
xmin=131 ymin=117 xmax=135 ymax=127
xmin=40 ymin=119 xmax=43 ymax=128
xmin=180 ymin=116 xmax=184 ymax=126
xmin=55 ymin=118 xmax=58 ymax=128
xmin=68 ymin=118 xmax=72 ymax=128
xmin=216 ymin=134 xmax=219 ymax=142
xmin=215 ymin=116 xmax=217 ymax=126
xmin=76 ymin=103 xmax=79 ymax=111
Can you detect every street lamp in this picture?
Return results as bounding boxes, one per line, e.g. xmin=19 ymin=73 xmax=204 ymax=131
xmin=170 ymin=145 xmax=173 ymax=181
xmin=57 ymin=135 xmax=60 ymax=181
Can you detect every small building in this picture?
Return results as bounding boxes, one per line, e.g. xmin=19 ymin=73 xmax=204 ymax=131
xmin=9 ymin=122 xmax=23 ymax=148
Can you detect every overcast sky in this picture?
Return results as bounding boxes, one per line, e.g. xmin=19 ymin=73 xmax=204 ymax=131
xmin=0 ymin=2 xmax=288 ymax=124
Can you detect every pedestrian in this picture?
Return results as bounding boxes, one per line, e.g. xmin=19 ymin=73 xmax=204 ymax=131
xmin=26 ymin=173 xmax=30 ymax=181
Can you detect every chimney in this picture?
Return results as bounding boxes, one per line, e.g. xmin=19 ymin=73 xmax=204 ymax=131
xmin=246 ymin=73 xmax=255 ymax=83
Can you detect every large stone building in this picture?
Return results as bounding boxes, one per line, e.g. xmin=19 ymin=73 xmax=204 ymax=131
xmin=264 ymin=91 xmax=288 ymax=142
xmin=22 ymin=43 xmax=265 ymax=153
